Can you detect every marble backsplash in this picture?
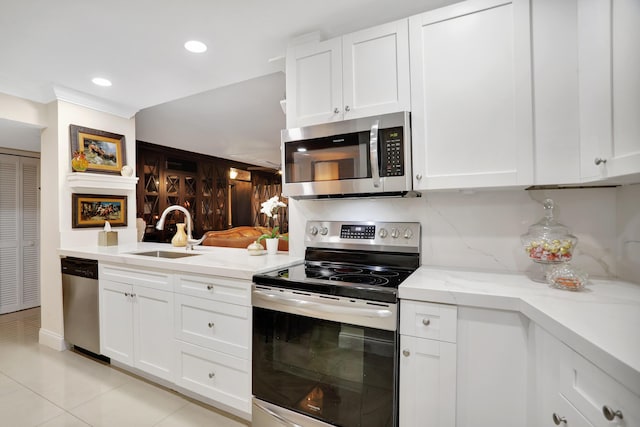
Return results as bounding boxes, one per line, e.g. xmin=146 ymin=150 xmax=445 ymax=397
xmin=289 ymin=184 xmax=640 ymax=284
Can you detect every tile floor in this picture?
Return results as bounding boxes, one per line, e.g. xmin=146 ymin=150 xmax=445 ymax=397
xmin=0 ymin=308 xmax=250 ymax=426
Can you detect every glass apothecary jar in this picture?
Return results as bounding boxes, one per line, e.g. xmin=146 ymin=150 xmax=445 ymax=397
xmin=521 ymin=199 xmax=578 ymax=282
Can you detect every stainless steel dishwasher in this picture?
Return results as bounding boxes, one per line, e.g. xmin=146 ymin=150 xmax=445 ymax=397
xmin=61 ymin=257 xmax=104 ymax=357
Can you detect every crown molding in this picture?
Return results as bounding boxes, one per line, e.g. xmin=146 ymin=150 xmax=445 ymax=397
xmin=53 ymin=85 xmax=139 ymax=119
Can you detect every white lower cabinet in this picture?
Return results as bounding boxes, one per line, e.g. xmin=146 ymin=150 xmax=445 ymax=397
xmin=173 ymin=272 xmax=252 ymax=416
xmin=533 ymin=324 xmax=640 ymax=427
xmin=99 ymin=264 xmax=252 ymax=417
xmin=399 ymin=300 xmax=457 ymax=426
xmin=99 ymin=278 xmax=174 ymax=382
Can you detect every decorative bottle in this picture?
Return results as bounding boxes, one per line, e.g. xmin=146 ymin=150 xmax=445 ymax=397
xmin=171 ymin=223 xmax=188 ymax=247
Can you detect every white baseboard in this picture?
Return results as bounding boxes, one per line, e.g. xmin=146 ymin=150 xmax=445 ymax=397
xmin=38 ymin=328 xmax=68 ymax=351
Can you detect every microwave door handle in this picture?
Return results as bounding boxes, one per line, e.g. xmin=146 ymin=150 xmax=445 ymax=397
xmin=369 ymin=119 xmax=381 ymax=188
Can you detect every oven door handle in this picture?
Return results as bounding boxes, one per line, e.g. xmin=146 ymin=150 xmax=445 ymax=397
xmin=253 ymin=289 xmax=394 ymax=319
xmin=370 ymin=119 xmax=381 ymax=188
xmin=254 ymin=400 xmax=305 ymax=427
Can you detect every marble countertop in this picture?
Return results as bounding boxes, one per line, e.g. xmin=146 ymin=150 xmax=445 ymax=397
xmin=58 ymin=242 xmax=303 ymax=280
xmin=399 ymin=266 xmax=640 ymax=397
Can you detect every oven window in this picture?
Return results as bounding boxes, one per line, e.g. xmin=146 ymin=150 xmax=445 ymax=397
xmin=253 ymin=307 xmax=397 ymax=427
xmin=284 ymin=131 xmax=371 ymax=183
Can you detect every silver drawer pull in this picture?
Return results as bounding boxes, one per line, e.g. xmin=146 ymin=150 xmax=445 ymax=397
xmin=207 ymin=285 xmax=214 ymax=290
xmin=208 ymin=372 xmax=215 ymax=379
xmin=594 ymin=157 xmax=607 ymax=165
xmin=422 ymin=318 xmax=431 ymax=326
xmin=208 ymin=322 xmax=215 ymax=328
xmin=602 ymin=405 xmax=623 ymax=421
xmin=402 ymin=349 xmax=410 ymax=357
xmin=124 ymin=292 xmax=130 ymax=297
xmin=552 ymin=413 xmax=566 ymax=425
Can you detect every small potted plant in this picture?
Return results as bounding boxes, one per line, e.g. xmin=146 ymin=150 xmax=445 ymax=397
xmin=258 ymin=196 xmax=287 ymax=254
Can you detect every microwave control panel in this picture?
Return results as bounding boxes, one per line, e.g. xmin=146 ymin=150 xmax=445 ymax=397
xmin=379 ymin=127 xmax=404 ymax=177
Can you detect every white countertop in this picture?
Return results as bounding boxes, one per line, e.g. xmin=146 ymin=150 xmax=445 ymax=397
xmin=399 ymin=266 xmax=640 ymax=397
xmin=58 ymin=242 xmax=303 ymax=280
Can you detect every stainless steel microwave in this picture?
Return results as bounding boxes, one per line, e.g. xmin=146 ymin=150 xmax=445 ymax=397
xmin=281 ymin=111 xmax=413 ymax=199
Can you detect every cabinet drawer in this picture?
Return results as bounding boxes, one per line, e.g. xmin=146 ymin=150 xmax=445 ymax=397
xmin=174 ymin=294 xmax=250 ymax=359
xmin=175 ymin=341 xmax=250 ymax=414
xmin=175 ymin=273 xmax=250 ymax=306
xmin=100 ymin=263 xmax=172 ymax=290
xmin=559 ymin=344 xmax=640 ymax=427
xmin=400 ymin=300 xmax=457 ymax=343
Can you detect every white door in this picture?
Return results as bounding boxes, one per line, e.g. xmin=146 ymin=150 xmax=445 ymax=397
xmin=285 ymin=38 xmax=342 ymax=128
xmin=133 ymin=286 xmax=174 ymax=381
xmin=99 ymin=280 xmax=134 ymax=365
xmin=342 ymin=19 xmax=410 ymax=120
xmin=579 ymin=0 xmax=640 ymax=181
xmin=399 ymin=335 xmax=456 ymax=427
xmin=0 ymin=155 xmax=40 ymax=314
xmin=410 ymin=0 xmax=534 ymax=190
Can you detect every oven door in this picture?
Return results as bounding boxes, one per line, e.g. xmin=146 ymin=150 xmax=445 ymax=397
xmin=252 ymin=286 xmax=398 ymax=427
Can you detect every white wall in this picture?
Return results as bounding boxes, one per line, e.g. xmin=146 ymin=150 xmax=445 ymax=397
xmin=289 ymin=185 xmax=639 ymax=284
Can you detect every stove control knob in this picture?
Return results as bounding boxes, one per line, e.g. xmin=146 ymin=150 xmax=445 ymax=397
xmin=309 ymin=226 xmax=318 ymax=236
xmin=404 ymin=228 xmax=414 ymax=239
xmin=391 ymin=228 xmax=400 ymax=239
xmin=379 ymin=228 xmax=388 ymax=238
xmin=320 ymin=226 xmax=328 ymax=236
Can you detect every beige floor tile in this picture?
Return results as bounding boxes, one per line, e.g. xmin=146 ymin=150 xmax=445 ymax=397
xmin=0 ymin=372 xmax=65 ymax=426
xmin=69 ymin=378 xmax=190 ymax=427
xmin=155 ymin=402 xmax=250 ymax=427
xmin=37 ymin=411 xmax=91 ymax=427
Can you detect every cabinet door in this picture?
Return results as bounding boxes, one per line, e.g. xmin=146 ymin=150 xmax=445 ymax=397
xmin=133 ymin=285 xmax=174 ymax=381
xmin=399 ymin=335 xmax=456 ymax=427
xmin=286 ymin=38 xmax=342 ymax=128
xmin=410 ymin=0 xmax=533 ymax=190
xmin=578 ymin=0 xmax=640 ymax=181
xmin=342 ymin=19 xmax=410 ymax=120
xmin=99 ymin=280 xmax=134 ymax=365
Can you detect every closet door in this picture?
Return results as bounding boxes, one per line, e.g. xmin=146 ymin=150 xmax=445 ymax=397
xmin=0 ymin=155 xmax=19 ymax=314
xmin=0 ymin=155 xmax=40 ymax=314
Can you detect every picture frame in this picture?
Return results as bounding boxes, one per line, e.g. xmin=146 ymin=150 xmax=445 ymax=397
xmin=72 ymin=193 xmax=128 ymax=228
xmin=70 ymin=124 xmax=126 ymax=174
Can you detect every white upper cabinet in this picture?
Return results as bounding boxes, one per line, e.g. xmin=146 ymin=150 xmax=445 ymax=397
xmin=533 ymin=0 xmax=640 ymax=185
xmin=410 ymin=0 xmax=534 ymax=190
xmin=286 ymin=20 xmax=410 ymax=128
xmin=578 ymin=0 xmax=640 ymax=182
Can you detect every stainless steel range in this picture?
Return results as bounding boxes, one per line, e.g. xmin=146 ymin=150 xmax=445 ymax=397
xmin=251 ymin=220 xmax=420 ymax=427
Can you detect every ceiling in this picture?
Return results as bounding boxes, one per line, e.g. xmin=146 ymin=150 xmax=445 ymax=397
xmin=0 ymin=0 xmax=459 ymax=167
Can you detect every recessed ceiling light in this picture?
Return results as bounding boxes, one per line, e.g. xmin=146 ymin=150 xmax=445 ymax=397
xmin=184 ymin=40 xmax=207 ymax=53
xmin=92 ymin=77 xmax=112 ymax=87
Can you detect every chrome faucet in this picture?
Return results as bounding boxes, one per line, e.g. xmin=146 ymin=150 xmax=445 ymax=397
xmin=156 ymin=205 xmax=205 ymax=250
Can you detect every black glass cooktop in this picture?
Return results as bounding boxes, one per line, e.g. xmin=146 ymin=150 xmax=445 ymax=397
xmin=252 ymin=249 xmax=419 ymax=303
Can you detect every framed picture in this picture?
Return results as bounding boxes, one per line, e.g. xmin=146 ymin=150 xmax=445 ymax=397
xmin=72 ymin=194 xmax=128 ymax=228
xmin=70 ymin=124 xmax=126 ymax=174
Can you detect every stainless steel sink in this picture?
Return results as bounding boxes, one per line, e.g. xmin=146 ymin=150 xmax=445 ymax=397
xmin=129 ymin=250 xmax=201 ymax=259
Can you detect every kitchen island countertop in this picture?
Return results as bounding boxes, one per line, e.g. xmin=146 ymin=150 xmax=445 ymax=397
xmin=399 ymin=266 xmax=640 ymax=397
xmin=58 ymin=242 xmax=303 ymax=280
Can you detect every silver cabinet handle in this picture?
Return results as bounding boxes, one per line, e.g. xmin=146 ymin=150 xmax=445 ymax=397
xmin=124 ymin=292 xmax=130 ymax=297
xmin=206 ymin=285 xmax=214 ymax=290
xmin=344 ymin=105 xmax=350 ymax=112
xmin=402 ymin=349 xmax=410 ymax=357
xmin=208 ymin=322 xmax=215 ymax=328
xmin=369 ymin=119 xmax=381 ymax=188
xmin=602 ymin=405 xmax=623 ymax=421
xmin=333 ymin=107 xmax=340 ymax=114
xmin=130 ymin=293 xmax=136 ymax=298
xmin=594 ymin=157 xmax=607 ymax=165
xmin=552 ymin=413 xmax=566 ymax=425
xmin=208 ymin=372 xmax=215 ymax=379
xmin=415 ymin=173 xmax=423 ymax=180
xmin=422 ymin=318 xmax=431 ymax=326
